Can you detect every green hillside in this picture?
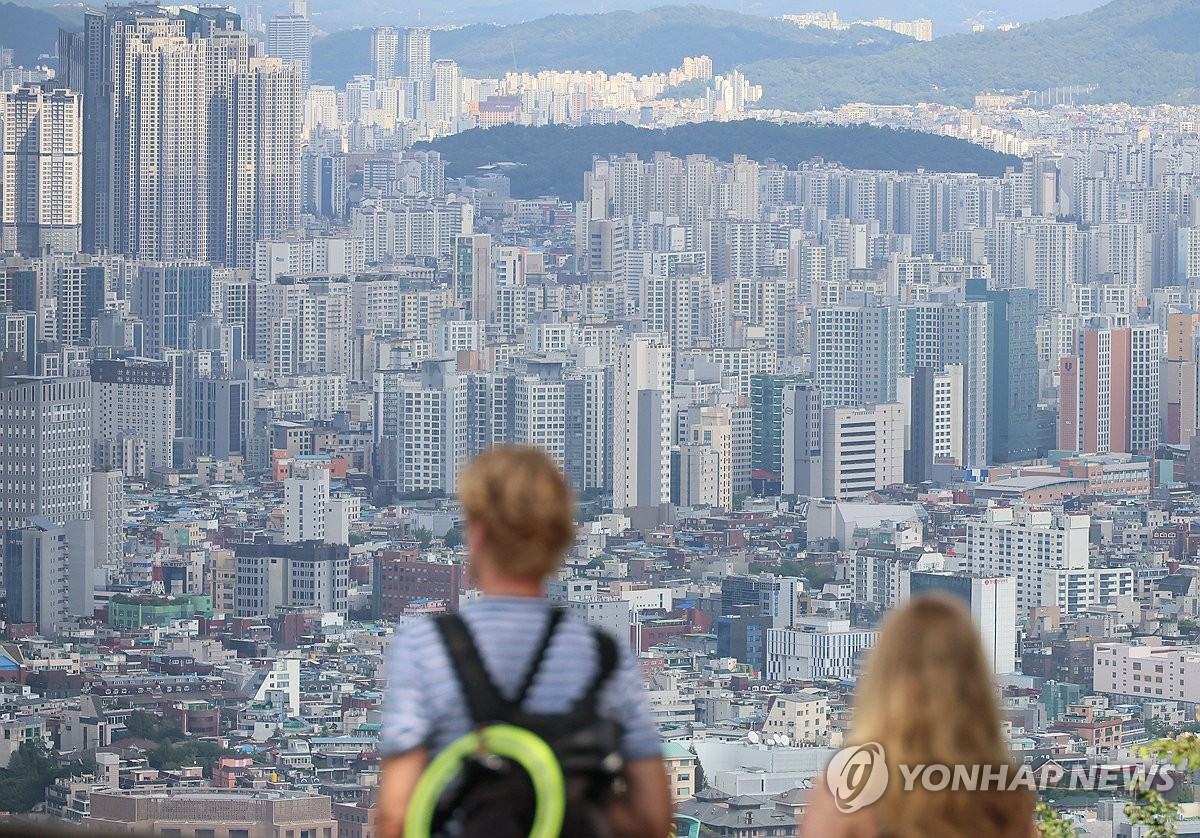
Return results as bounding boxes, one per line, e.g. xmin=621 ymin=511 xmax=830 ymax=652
xmin=312 ymin=6 xmax=910 ymax=86
xmin=417 ymin=121 xmax=1020 ymax=199
xmin=746 ymin=0 xmax=1200 ymax=108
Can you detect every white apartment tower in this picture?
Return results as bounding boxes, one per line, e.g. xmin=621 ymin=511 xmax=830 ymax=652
xmin=371 ymin=27 xmax=399 ymax=80
xmin=964 ymin=504 xmax=1132 ymax=616
xmin=678 ymin=404 xmax=734 ymax=509
xmin=284 ymin=463 xmax=329 ymax=543
xmin=613 ymin=334 xmax=673 ymax=522
xmin=813 ymin=297 xmax=900 ymax=407
xmin=90 ymin=358 xmax=176 ymax=479
xmin=432 ymin=59 xmax=461 ymax=125
xmin=0 ymin=87 xmax=82 ymax=256
xmin=229 ymin=57 xmax=302 ymax=270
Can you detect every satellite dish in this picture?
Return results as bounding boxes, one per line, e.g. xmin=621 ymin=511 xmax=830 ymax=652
xmin=747 ymin=731 xmax=760 ymax=745
xmin=779 ymin=735 xmax=791 ymax=747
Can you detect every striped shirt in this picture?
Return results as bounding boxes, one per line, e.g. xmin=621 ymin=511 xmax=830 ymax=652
xmin=380 ymin=596 xmax=662 ymax=762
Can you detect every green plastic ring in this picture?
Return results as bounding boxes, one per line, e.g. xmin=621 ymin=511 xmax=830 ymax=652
xmin=404 ymin=724 xmax=567 ymax=838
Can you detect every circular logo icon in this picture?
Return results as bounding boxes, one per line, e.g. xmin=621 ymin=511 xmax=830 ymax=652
xmin=826 ymin=742 xmax=888 ymax=813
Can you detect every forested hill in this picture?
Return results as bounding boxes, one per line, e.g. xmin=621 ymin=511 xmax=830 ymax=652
xmin=416 ymin=122 xmax=1021 ymax=200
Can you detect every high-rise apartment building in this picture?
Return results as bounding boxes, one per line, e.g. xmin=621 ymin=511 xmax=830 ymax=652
xmin=1059 ymin=318 xmax=1161 ymax=455
xmin=229 ymin=57 xmax=303 ymax=269
xmin=813 ymin=296 xmax=900 ymax=407
xmin=902 ymin=364 xmax=964 ymax=484
xmin=70 ymin=6 xmax=299 ymax=265
xmin=90 ymin=357 xmax=176 ymax=478
xmin=0 ymin=369 xmax=92 ymax=538
xmin=371 ymin=27 xmax=399 ymax=80
xmin=901 ymin=295 xmax=990 ymax=469
xmin=283 ymin=462 xmax=329 ymax=543
xmin=965 ymin=504 xmax=1133 ymax=615
xmin=1163 ymin=306 xmax=1200 ymax=446
xmin=675 ymin=404 xmax=734 ymax=509
xmin=5 ymin=516 xmax=93 ymax=636
xmin=266 ymin=14 xmax=312 ymax=90
xmin=0 ymin=87 xmax=82 ymax=256
xmin=403 ymin=27 xmax=432 ymax=117
xmin=613 ymin=334 xmax=673 ymax=524
xmin=431 ymin=59 xmax=461 ymax=125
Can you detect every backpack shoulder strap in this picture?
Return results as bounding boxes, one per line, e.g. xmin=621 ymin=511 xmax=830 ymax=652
xmin=434 ymin=613 xmax=508 ymax=724
xmin=575 ymin=626 xmax=620 ymax=713
xmin=512 ymin=606 xmax=567 ymax=707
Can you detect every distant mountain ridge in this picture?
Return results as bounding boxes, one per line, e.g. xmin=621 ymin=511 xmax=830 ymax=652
xmin=311 ymin=6 xmax=911 ymax=85
xmin=0 ymin=1 xmax=80 ymax=67
xmin=416 ymin=121 xmax=1020 ymax=200
xmin=746 ymin=0 xmax=1200 ymax=108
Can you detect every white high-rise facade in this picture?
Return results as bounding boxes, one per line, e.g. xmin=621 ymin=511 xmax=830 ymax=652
xmin=0 ymin=87 xmax=82 ymax=256
xmin=124 ymin=30 xmax=210 ymax=261
xmin=229 ymin=57 xmax=302 ymax=269
xmin=963 ymin=504 xmax=1133 ymax=617
xmin=431 ymin=59 xmax=461 ymax=125
xmin=90 ymin=358 xmax=176 ymax=478
xmin=284 ymin=463 xmax=329 ymax=543
xmin=821 ymin=403 xmax=905 ymax=499
xmin=613 ymin=334 xmax=673 ymax=519
xmin=403 ymin=28 xmax=432 ymax=117
xmin=371 ymin=27 xmax=399 ymax=80
xmin=265 ymin=15 xmax=312 ymax=90
xmin=813 ymin=297 xmax=901 ymax=407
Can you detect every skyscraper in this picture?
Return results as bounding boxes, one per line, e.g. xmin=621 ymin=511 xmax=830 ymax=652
xmin=431 ymin=58 xmax=461 ymax=125
xmin=966 ymin=281 xmax=1040 ymax=463
xmin=266 ymin=15 xmax=312 ymax=90
xmin=1059 ymin=318 xmax=1161 ymax=455
xmin=229 ymin=57 xmax=303 ymax=269
xmin=0 ymin=87 xmax=82 ymax=256
xmin=371 ymin=27 xmax=399 ymax=81
xmin=403 ymin=27 xmax=432 ymax=117
xmin=613 ymin=333 xmax=673 ymax=526
xmin=813 ymin=295 xmax=901 ymax=408
xmin=0 ymin=368 xmax=92 ymax=537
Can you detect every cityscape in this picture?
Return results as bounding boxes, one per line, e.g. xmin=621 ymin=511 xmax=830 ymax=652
xmin=0 ymin=0 xmax=1199 ymax=834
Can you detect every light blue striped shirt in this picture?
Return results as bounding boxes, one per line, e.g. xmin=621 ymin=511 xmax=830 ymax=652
xmin=380 ymin=596 xmax=662 ymax=762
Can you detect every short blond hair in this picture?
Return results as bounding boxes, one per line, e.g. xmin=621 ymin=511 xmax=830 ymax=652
xmin=458 ymin=446 xmax=575 ymax=579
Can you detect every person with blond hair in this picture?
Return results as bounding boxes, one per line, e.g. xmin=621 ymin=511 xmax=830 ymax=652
xmin=376 ymin=445 xmax=672 ymax=838
xmin=803 ymin=595 xmax=1039 ymax=837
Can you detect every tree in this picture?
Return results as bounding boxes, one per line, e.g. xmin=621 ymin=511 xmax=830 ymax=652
xmin=0 ymin=740 xmax=72 ymax=813
xmin=115 ymin=710 xmax=185 ymax=744
xmin=149 ymin=740 xmax=233 ymax=777
xmin=443 ymin=527 xmax=464 ymax=549
xmin=776 ymin=559 xmax=834 ymax=587
xmin=1178 ymin=619 xmax=1197 ymax=636
xmin=413 ymin=527 xmax=434 ymax=550
xmin=1035 ymin=801 xmax=1078 ymax=837
xmin=1121 ymin=734 xmax=1200 ymax=838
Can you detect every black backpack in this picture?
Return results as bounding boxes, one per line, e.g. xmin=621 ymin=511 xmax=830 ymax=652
xmin=429 ymin=608 xmax=624 ymax=838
